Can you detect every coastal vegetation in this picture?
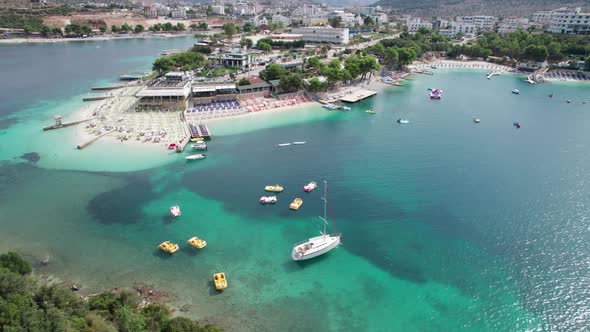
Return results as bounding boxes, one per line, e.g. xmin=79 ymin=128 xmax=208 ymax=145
xmin=0 ymin=252 xmax=221 ymax=332
xmin=256 ymin=37 xmax=305 ymax=50
xmin=153 ymin=51 xmax=206 ymax=73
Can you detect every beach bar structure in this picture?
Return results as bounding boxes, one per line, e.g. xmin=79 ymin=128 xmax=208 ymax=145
xmin=192 ymin=83 xmax=237 ymax=98
xmin=236 ymin=82 xmax=271 ymax=94
xmin=135 ymin=72 xmax=191 ymax=110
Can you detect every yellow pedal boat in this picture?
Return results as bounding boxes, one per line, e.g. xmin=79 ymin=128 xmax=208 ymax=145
xmin=366 ymin=109 xmax=376 ymax=114
xmin=264 ymin=184 xmax=284 ymax=192
xmin=187 ymin=237 xmax=207 ymax=249
xmin=213 ymin=272 xmax=228 ymax=291
xmin=190 ymin=137 xmax=204 ymax=142
xmin=159 ymin=241 xmax=179 ymax=254
xmin=289 ymin=198 xmax=303 ymax=210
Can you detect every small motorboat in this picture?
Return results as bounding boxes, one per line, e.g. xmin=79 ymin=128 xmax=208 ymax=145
xmin=187 ymin=237 xmax=207 ymax=249
xmin=277 ymin=143 xmax=292 ymax=147
xmin=168 ymin=143 xmax=177 ymax=150
xmin=289 ymin=198 xmax=303 ymax=210
xmin=512 ymin=89 xmax=520 ymax=95
xmin=185 ymin=154 xmax=206 ymax=160
xmin=304 ymin=181 xmax=317 ymax=192
xmin=397 ymin=118 xmax=410 ymax=124
xmin=213 ymin=273 xmax=228 ymax=291
xmin=170 ymin=205 xmax=181 ymax=217
xmin=342 ymin=106 xmax=351 ymax=110
xmin=292 ymin=141 xmax=306 ymax=145
xmin=191 ymin=143 xmax=207 ymax=150
xmin=159 ymin=241 xmax=179 ymax=254
xmin=430 ymin=65 xmax=437 ymax=69
xmin=566 ymin=99 xmax=571 ymax=103
xmin=513 ymin=121 xmax=521 ymax=128
xmin=265 ymin=185 xmax=284 ymax=192
xmin=259 ymin=196 xmax=277 ymax=204
xmin=429 ymin=88 xmax=442 ymax=99
xmin=366 ymin=109 xmax=376 ymax=114
xmin=474 ymin=118 xmax=481 ymax=123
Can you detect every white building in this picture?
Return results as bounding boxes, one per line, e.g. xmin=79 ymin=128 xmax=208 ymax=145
xmin=437 ymin=21 xmax=476 ymax=38
xmin=303 ymin=4 xmax=321 ymax=16
xmin=456 ymin=15 xmax=496 ymax=31
xmin=498 ymin=18 xmax=530 ymax=35
xmin=405 ymin=18 xmax=433 ymax=32
xmin=291 ymin=26 xmax=349 ymax=44
xmin=358 ymin=7 xmax=376 ymax=16
xmin=272 ymin=14 xmax=291 ymax=27
xmin=548 ymin=7 xmax=590 ymax=34
xmin=171 ymin=8 xmax=186 ymax=19
xmin=371 ymin=13 xmax=388 ymax=25
xmin=211 ymin=5 xmax=225 ymax=15
xmin=531 ymin=10 xmax=554 ymax=26
xmin=302 ymin=16 xmax=328 ymax=26
xmin=144 ymin=5 xmax=157 ymax=18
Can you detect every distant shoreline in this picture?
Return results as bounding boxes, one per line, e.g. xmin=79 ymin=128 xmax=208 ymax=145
xmin=0 ymin=32 xmax=194 ymax=44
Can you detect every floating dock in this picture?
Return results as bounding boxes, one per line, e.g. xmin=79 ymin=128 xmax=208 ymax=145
xmin=91 ymin=85 xmax=126 ymax=91
xmin=340 ymin=89 xmax=378 ymax=103
xmin=188 ymin=123 xmax=212 ymax=140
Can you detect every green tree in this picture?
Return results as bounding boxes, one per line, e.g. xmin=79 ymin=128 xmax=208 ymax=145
xmin=164 ymin=316 xmax=197 ymax=332
xmin=363 ymin=16 xmax=374 ymax=26
xmin=398 ymin=47 xmax=417 ymax=67
xmin=23 ymin=24 xmax=33 ymax=36
xmin=243 ymin=22 xmax=255 ymax=33
xmin=114 ymin=306 xmax=146 ymax=332
xmin=546 ymin=42 xmax=563 ymax=61
xmin=279 ymin=73 xmax=303 ymax=92
xmin=222 ymin=23 xmax=237 ymax=39
xmin=238 ymin=78 xmax=251 ymax=86
xmin=261 ymin=63 xmax=287 ymax=80
xmin=162 ymin=22 xmax=174 ymax=31
xmin=206 ymin=5 xmax=213 ymax=16
xmin=175 ymin=23 xmax=185 ymax=31
xmin=99 ymin=26 xmax=106 ymax=33
xmin=384 ymin=47 xmax=399 ymax=68
xmin=141 ymin=304 xmax=170 ymax=332
xmin=51 ymin=27 xmax=62 ymax=35
xmin=0 ymin=252 xmax=31 ymax=275
xmin=240 ymin=37 xmax=253 ymax=49
xmin=80 ymin=25 xmax=92 ymax=35
xmin=306 ymin=77 xmax=325 ymax=92
xmin=258 ymin=42 xmax=272 ymax=53
xmin=585 ymin=57 xmax=590 ymax=71
xmin=40 ymin=25 xmax=51 ymax=37
xmin=198 ymin=22 xmax=208 ymax=30
xmin=134 ymin=25 xmax=144 ymax=34
xmin=523 ymin=45 xmax=548 ymax=62
xmin=111 ymin=25 xmax=120 ymax=33
xmin=328 ymin=16 xmax=342 ymax=28
xmin=121 ymin=23 xmax=132 ymax=32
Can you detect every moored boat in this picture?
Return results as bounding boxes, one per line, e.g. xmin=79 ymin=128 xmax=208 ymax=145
xmin=291 ymin=181 xmax=341 ymax=261
xmin=366 ymin=109 xmax=376 ymax=114
xmin=185 ymin=154 xmax=206 ymax=160
xmin=213 ymin=273 xmax=227 ymax=291
xmin=397 ymin=118 xmax=410 ymax=124
xmin=159 ymin=241 xmax=179 ymax=254
xmin=191 ymin=143 xmax=207 ymax=150
xmin=277 ymin=143 xmax=292 ymax=147
xmin=170 ymin=205 xmax=181 ymax=217
xmin=512 ymin=89 xmax=520 ymax=94
xmin=187 ymin=237 xmax=207 ymax=249
xmin=259 ymin=196 xmax=277 ymax=204
xmin=429 ymin=88 xmax=442 ymax=99
xmin=289 ymin=198 xmax=303 ymax=210
xmin=265 ymin=185 xmax=284 ymax=192
xmin=474 ymin=117 xmax=481 ymax=123
xmin=292 ymin=141 xmax=306 ymax=145
xmin=304 ymin=181 xmax=317 ymax=192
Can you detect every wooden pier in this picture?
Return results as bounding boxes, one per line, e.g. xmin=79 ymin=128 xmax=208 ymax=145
xmin=339 ymin=89 xmax=378 ymax=103
xmin=43 ymin=116 xmax=91 ymax=131
xmin=83 ymin=95 xmax=111 ymax=102
xmin=77 ymin=130 xmax=115 ymax=150
xmin=91 ymin=85 xmax=126 ymax=91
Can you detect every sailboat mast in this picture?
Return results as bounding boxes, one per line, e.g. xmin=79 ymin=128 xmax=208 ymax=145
xmin=323 ymin=181 xmax=327 ymax=235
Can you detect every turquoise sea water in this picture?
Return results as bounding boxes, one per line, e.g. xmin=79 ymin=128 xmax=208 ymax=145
xmin=2 ymin=39 xmax=590 ymax=331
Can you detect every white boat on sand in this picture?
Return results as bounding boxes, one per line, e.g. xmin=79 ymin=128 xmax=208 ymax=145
xmin=292 ymin=181 xmax=341 ymax=261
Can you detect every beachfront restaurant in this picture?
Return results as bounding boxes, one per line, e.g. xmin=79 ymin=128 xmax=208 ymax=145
xmin=236 ymin=81 xmax=271 ymax=94
xmin=191 ymin=84 xmax=237 ymax=98
xmin=136 ymin=82 xmax=191 ymax=111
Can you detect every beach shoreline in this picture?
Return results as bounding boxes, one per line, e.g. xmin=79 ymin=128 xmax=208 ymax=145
xmin=0 ymin=32 xmax=194 ymax=44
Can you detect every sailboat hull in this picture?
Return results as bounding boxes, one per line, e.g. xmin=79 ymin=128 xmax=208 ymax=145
xmin=291 ymin=235 xmax=341 ymax=261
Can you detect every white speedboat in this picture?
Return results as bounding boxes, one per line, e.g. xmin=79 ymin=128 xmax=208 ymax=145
xmin=512 ymin=89 xmax=520 ymax=94
xmin=342 ymin=106 xmax=351 ymax=110
xmin=277 ymin=143 xmax=292 ymax=147
xmin=259 ymin=196 xmax=277 ymax=204
xmin=170 ymin=205 xmax=181 ymax=217
xmin=292 ymin=141 xmax=306 ymax=145
xmin=474 ymin=117 xmax=481 ymax=123
xmin=185 ymin=154 xmax=206 ymax=160
xmin=191 ymin=143 xmax=207 ymax=150
xmin=292 ymin=181 xmax=341 ymax=261
xmin=304 ymin=181 xmax=317 ymax=192
xmin=397 ymin=118 xmax=410 ymax=124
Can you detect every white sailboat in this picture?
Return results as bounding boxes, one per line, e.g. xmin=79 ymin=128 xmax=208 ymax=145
xmin=292 ymin=181 xmax=341 ymax=261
